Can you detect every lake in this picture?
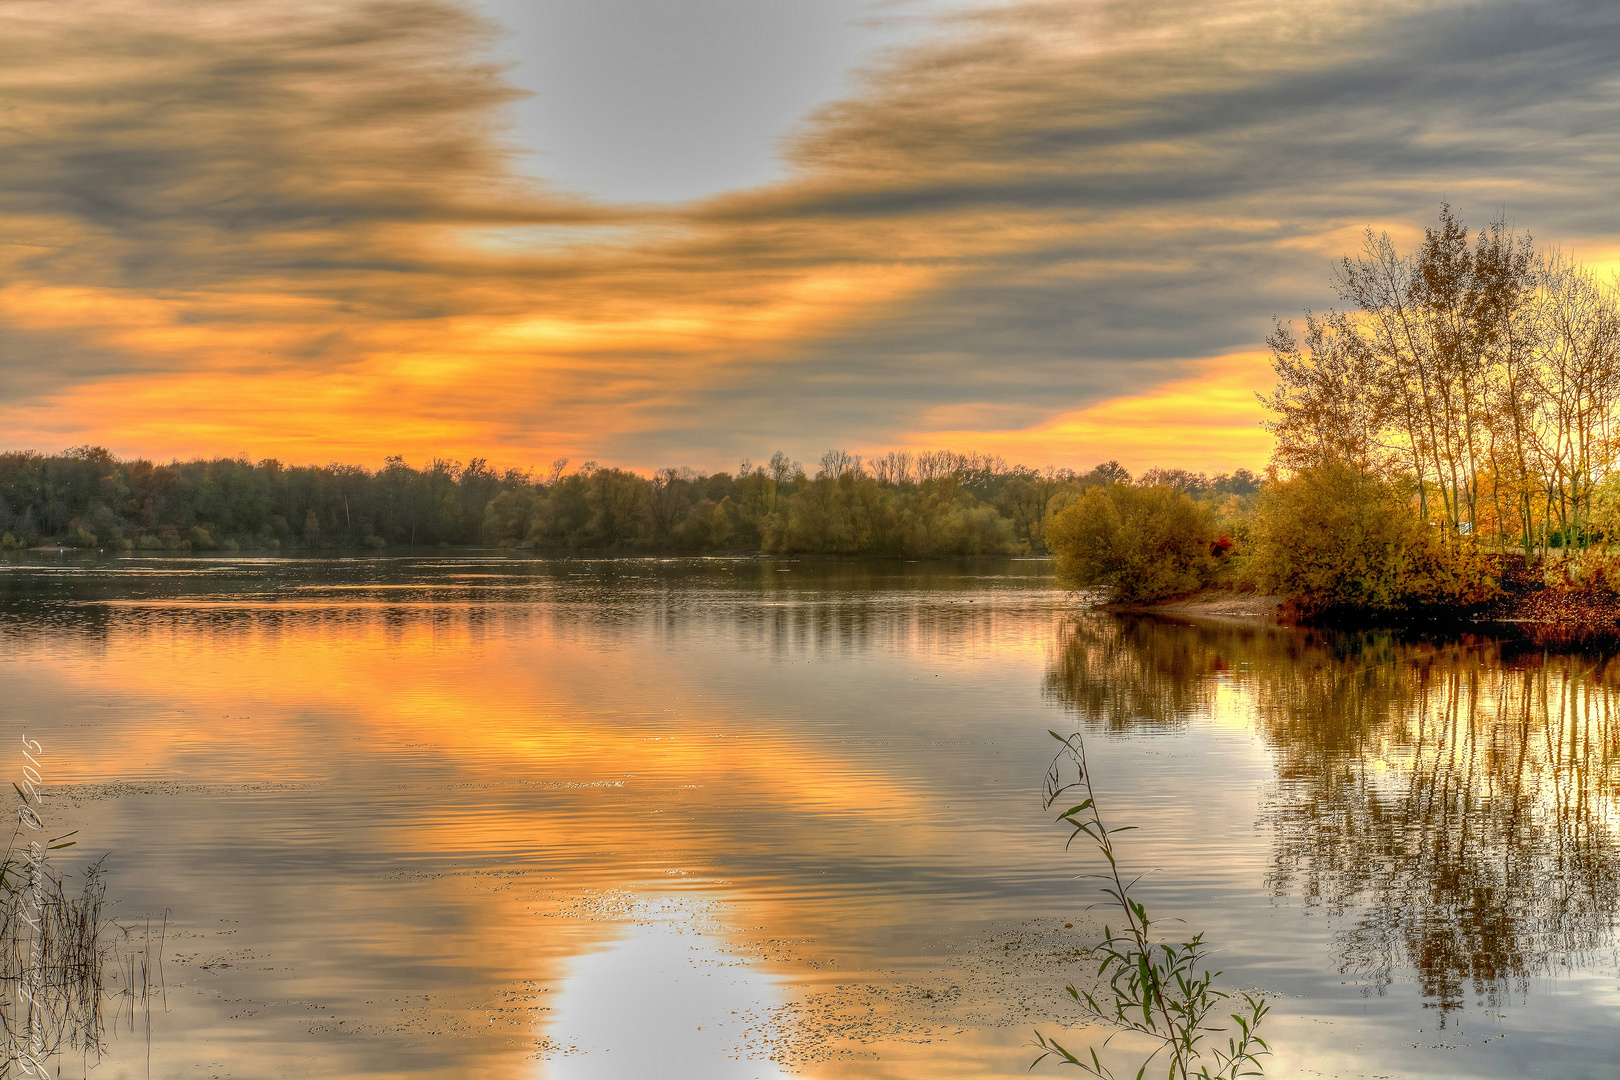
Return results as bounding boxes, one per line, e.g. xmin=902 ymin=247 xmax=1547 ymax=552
xmin=1 ymin=554 xmax=1616 ymax=1078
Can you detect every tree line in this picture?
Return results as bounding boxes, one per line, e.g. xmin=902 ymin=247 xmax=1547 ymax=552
xmin=0 ymin=446 xmax=1261 ymax=558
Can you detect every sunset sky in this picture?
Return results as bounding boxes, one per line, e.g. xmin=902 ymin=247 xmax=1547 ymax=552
xmin=3 ymin=0 xmax=1618 ymax=474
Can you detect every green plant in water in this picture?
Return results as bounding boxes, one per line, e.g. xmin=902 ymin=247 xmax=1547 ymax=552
xmin=1033 ymin=731 xmax=1270 ymax=1080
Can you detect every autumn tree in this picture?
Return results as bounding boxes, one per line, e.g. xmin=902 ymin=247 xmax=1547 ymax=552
xmin=1264 ymin=205 xmax=1620 ymax=576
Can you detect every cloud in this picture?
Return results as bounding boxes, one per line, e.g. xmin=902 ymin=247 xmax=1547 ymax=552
xmin=649 ymin=0 xmax=1620 ymax=462
xmin=907 ymin=351 xmax=1278 ymax=474
xmin=1 ymin=0 xmax=1618 ymax=469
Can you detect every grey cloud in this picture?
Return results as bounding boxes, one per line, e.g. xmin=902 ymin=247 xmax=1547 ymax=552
xmin=627 ymin=0 xmax=1620 ymax=455
xmin=0 ymin=0 xmax=606 ymax=292
xmin=738 ymin=0 xmax=1620 ymax=222
xmin=0 ymin=325 xmax=160 ymax=405
xmin=4 ymin=0 xmax=1620 ymax=467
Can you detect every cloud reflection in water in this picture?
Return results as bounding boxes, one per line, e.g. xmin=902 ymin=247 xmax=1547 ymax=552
xmin=544 ymin=896 xmax=787 ymax=1080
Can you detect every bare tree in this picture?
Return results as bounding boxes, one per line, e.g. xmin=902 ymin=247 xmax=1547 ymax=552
xmin=1260 ymin=311 xmax=1390 ymax=474
xmin=647 ymin=467 xmax=688 ymax=541
xmin=766 ymin=451 xmax=799 ymax=484
xmin=1475 ymin=220 xmax=1542 ymax=559
xmin=1531 ymin=252 xmax=1620 ymax=547
xmin=869 ymin=451 xmax=915 ymax=486
xmin=817 ymin=449 xmax=860 ymax=480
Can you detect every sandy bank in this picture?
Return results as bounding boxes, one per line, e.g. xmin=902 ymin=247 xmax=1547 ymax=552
xmin=1102 ymin=590 xmax=1283 ymax=623
xmin=1103 ymin=584 xmax=1620 ymax=636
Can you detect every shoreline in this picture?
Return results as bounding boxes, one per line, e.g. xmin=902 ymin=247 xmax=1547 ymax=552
xmin=1103 ymin=590 xmax=1284 ymax=624
xmin=1107 ymin=586 xmax=1620 ymax=636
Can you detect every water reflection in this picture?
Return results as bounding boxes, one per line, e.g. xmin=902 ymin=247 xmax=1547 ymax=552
xmin=6 ymin=554 xmax=1619 ymax=1077
xmin=0 ymin=555 xmax=1082 ymax=1079
xmin=1045 ymin=613 xmax=1620 ymax=1016
xmin=544 ymin=896 xmax=787 ymax=1080
xmin=0 ymin=555 xmax=1047 ymax=665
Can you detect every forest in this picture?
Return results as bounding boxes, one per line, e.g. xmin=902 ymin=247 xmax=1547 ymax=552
xmin=0 ymin=446 xmax=1260 ymax=559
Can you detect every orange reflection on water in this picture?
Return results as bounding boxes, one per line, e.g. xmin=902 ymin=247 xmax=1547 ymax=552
xmin=8 ymin=576 xmax=1069 ymax=1078
xmin=32 ymin=610 xmax=927 ymax=825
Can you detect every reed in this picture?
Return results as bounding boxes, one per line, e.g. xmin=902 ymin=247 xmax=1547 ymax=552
xmin=0 ymin=825 xmax=163 ymax=1076
xmin=1033 ymin=730 xmax=1270 ymax=1080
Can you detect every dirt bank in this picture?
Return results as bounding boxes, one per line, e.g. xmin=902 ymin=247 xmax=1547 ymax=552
xmin=1105 ymin=583 xmax=1620 ymax=634
xmin=1479 ymin=585 xmax=1620 ymax=631
xmin=1103 ymin=590 xmax=1283 ymax=623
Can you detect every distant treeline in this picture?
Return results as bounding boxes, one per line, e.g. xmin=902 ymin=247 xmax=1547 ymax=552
xmin=0 ymin=447 xmax=1260 ymax=557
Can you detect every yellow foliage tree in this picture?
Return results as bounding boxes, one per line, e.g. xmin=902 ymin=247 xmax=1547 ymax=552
xmin=1046 ymin=484 xmax=1218 ymax=602
xmin=1255 ymin=464 xmax=1495 ymax=616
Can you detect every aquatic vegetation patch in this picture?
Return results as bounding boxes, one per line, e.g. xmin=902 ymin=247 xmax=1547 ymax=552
xmin=1 ymin=738 xmax=164 ymax=1076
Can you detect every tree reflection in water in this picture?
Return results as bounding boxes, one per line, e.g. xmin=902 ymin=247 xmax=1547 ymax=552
xmin=1044 ymin=613 xmax=1620 ymax=1020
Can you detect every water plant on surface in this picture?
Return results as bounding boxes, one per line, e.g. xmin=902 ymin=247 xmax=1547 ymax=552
xmin=1033 ymin=731 xmax=1269 ymax=1080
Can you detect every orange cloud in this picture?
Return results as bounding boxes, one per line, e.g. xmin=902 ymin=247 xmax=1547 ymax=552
xmin=907 ymin=351 xmax=1276 ymax=474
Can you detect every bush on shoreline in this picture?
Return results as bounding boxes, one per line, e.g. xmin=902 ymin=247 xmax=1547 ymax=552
xmin=1046 ymin=483 xmax=1221 ymax=601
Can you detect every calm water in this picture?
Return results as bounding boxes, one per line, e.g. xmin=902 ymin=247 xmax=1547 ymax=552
xmin=1 ymin=554 xmax=1617 ymax=1079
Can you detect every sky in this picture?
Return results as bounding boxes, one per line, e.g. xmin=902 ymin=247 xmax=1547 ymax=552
xmin=2 ymin=0 xmax=1619 ymax=475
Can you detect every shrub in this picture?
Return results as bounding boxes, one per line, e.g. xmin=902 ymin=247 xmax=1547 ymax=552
xmin=1045 ymin=484 xmax=1218 ymax=601
xmin=1254 ymin=464 xmax=1494 ymax=616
